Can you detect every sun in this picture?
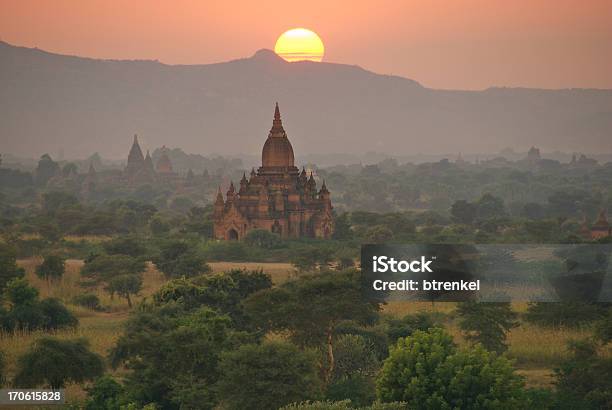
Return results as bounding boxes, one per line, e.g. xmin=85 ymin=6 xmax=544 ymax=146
xmin=274 ymin=28 xmax=325 ymax=62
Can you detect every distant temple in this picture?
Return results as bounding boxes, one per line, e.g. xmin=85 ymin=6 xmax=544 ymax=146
xmin=213 ymin=103 xmax=334 ymax=240
xmin=580 ymin=209 xmax=611 ymax=240
xmin=124 ymin=135 xmax=174 ymax=183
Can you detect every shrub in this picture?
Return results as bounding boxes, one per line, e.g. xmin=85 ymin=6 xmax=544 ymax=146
xmin=376 ymin=328 xmax=526 ymax=408
xmin=35 ymin=254 xmax=65 ymax=282
xmin=72 ymin=294 xmax=103 ymax=311
xmin=456 ymin=301 xmax=517 ymax=353
xmin=218 ymin=341 xmax=322 ymax=410
xmin=525 ymin=302 xmax=607 ymax=328
xmin=385 ymin=312 xmax=437 ymax=343
xmin=14 ymin=337 xmax=104 ymax=389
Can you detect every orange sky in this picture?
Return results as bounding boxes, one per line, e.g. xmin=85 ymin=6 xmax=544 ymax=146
xmin=1 ymin=0 xmax=611 ymax=89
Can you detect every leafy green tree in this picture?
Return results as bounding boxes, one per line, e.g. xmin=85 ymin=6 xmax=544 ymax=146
xmin=377 ymin=328 xmax=526 ymax=408
xmin=14 ymin=337 xmax=104 ymax=389
xmin=326 ymin=334 xmax=379 ymax=406
xmin=36 ymin=254 xmax=65 ymax=283
xmin=456 ymin=301 xmax=517 ymax=353
xmin=450 ymin=200 xmax=477 ymax=224
xmin=332 ymin=212 xmax=352 ymax=240
xmin=0 ymin=242 xmax=25 ymax=292
xmin=81 ymin=254 xmax=146 ymax=284
xmin=0 ymin=350 xmax=5 ymax=387
xmin=476 ymin=193 xmax=506 ymax=219
xmin=150 ymin=216 xmax=170 ymax=236
xmin=103 ymin=237 xmax=148 ymax=258
xmin=35 ymin=154 xmax=60 ymax=186
xmin=245 ymin=270 xmax=380 ymax=384
xmin=153 ymin=240 xmax=211 ymax=278
xmin=106 ymin=274 xmax=142 ymax=308
xmin=385 ymin=312 xmax=437 ymax=343
xmin=41 ymin=191 xmax=79 ymax=215
xmin=218 ymin=341 xmax=322 ymax=410
xmin=554 ymin=339 xmax=612 ymax=409
xmin=525 ymin=302 xmax=607 ymax=328
xmin=244 ymin=229 xmax=283 ymax=249
xmin=85 ymin=376 xmax=126 ymax=410
xmin=1 ymin=278 xmax=77 ymax=331
xmin=281 ymin=401 xmax=407 ymax=410
xmin=111 ymin=307 xmax=243 ymax=409
xmin=364 ymin=225 xmax=394 ymax=244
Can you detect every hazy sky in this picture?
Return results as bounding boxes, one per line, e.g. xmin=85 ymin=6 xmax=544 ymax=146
xmin=1 ymin=0 xmax=611 ymax=90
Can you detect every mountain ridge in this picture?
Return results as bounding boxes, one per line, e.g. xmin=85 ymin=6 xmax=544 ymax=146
xmin=1 ymin=41 xmax=611 ymax=158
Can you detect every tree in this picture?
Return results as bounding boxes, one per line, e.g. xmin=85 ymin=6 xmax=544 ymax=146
xmin=81 ymin=254 xmax=146 ymax=284
xmin=450 ymin=200 xmax=477 ymax=224
xmin=456 ymin=301 xmax=517 ymax=353
xmin=35 ymin=154 xmax=60 ymax=186
xmin=376 ymin=328 xmax=526 ymax=408
xmin=111 ymin=307 xmax=242 ymax=409
xmin=0 ymin=242 xmax=25 ymax=292
xmin=103 ymin=237 xmax=148 ymax=258
xmin=153 ymin=240 xmax=211 ymax=278
xmin=554 ymin=339 xmax=612 ymax=409
xmin=106 ymin=274 xmax=142 ymax=308
xmin=0 ymin=278 xmax=77 ymax=331
xmin=244 ymin=229 xmax=283 ymax=249
xmin=245 ymin=270 xmax=380 ymax=384
xmin=217 ymin=341 xmax=322 ymax=410
xmin=85 ymin=376 xmax=126 ymax=410
xmin=14 ymin=337 xmax=104 ymax=389
xmin=476 ymin=193 xmax=506 ymax=219
xmin=364 ymin=225 xmax=394 ymax=244
xmin=41 ymin=191 xmax=78 ymax=215
xmin=36 ymin=255 xmax=65 ymax=283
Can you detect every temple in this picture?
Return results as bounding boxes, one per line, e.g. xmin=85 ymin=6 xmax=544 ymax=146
xmin=124 ymin=135 xmax=175 ymax=183
xmin=213 ymin=103 xmax=334 ymax=240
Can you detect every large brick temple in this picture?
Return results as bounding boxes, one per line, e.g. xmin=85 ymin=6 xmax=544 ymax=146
xmin=213 ymin=103 xmax=334 ymax=240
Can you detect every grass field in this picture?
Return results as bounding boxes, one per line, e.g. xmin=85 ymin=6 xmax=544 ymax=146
xmin=1 ymin=257 xmax=606 ymax=404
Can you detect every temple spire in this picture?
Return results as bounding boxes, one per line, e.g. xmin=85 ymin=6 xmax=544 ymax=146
xmin=270 ymin=102 xmax=285 ymax=135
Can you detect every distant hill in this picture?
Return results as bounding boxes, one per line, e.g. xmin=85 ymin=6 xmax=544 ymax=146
xmin=1 ymin=41 xmax=611 ymax=159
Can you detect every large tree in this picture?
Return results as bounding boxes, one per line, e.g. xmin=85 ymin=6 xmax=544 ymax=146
xmin=244 ymin=270 xmax=380 ymax=384
xmin=217 ymin=342 xmax=322 ymax=410
xmin=14 ymin=337 xmax=104 ymax=389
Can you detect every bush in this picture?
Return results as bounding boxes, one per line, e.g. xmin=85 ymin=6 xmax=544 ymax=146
xmin=525 ymin=302 xmax=607 ymax=328
xmin=0 ymin=278 xmax=77 ymax=331
xmin=218 ymin=341 xmax=322 ymax=410
xmin=244 ymin=229 xmax=283 ymax=249
xmin=385 ymin=312 xmax=437 ymax=343
xmin=35 ymin=254 xmax=65 ymax=282
xmin=153 ymin=240 xmax=211 ymax=278
xmin=456 ymin=301 xmax=517 ymax=353
xmin=554 ymin=339 xmax=612 ymax=409
xmin=376 ymin=328 xmax=526 ymax=408
xmin=14 ymin=337 xmax=104 ymax=389
xmin=85 ymin=376 xmax=126 ymax=410
xmin=72 ymin=294 xmax=103 ymax=311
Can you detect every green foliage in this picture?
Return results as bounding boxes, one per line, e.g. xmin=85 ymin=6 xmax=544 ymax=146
xmin=456 ymin=301 xmax=518 ymax=353
xmin=385 ymin=312 xmax=437 ymax=343
xmin=291 ymin=246 xmax=335 ymax=272
xmin=0 ymin=242 xmax=25 ymax=292
xmin=245 ymin=270 xmax=380 ymax=383
xmin=281 ymin=400 xmax=407 ymax=409
xmin=35 ymin=254 xmax=65 ymax=282
xmin=364 ymin=225 xmax=393 ymax=244
xmin=154 ymin=269 xmax=272 ymax=330
xmin=326 ymin=334 xmax=379 ymax=406
xmin=153 ymin=240 xmax=211 ymax=278
xmin=81 ymin=254 xmax=146 ymax=283
xmin=0 ymin=350 xmax=5 ymax=387
xmin=111 ymin=307 xmax=245 ymax=409
xmin=244 ymin=229 xmax=283 ymax=249
xmin=218 ymin=341 xmax=322 ymax=410
xmin=103 ymin=237 xmax=148 ymax=258
xmin=524 ymin=302 xmax=608 ymax=328
xmin=149 ymin=216 xmax=170 ymax=236
xmin=451 ymin=200 xmax=477 ymax=224
xmin=72 ymin=293 xmax=103 ymax=311
xmin=554 ymin=339 xmax=612 ymax=409
xmin=41 ymin=191 xmax=78 ymax=215
xmin=14 ymin=337 xmax=104 ymax=389
xmin=377 ymin=328 xmax=526 ymax=409
xmin=106 ymin=274 xmax=143 ymax=308
xmin=35 ymin=154 xmax=60 ymax=186
xmin=85 ymin=376 xmax=126 ymax=410
xmin=1 ymin=278 xmax=77 ymax=331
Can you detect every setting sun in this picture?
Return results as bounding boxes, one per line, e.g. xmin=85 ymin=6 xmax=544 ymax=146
xmin=274 ymin=28 xmax=325 ymax=62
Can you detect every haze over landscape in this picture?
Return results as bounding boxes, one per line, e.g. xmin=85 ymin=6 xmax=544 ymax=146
xmin=1 ymin=41 xmax=611 ymax=160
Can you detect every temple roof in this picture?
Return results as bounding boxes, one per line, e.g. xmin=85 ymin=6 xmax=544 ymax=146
xmin=262 ymin=103 xmax=295 ymax=168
